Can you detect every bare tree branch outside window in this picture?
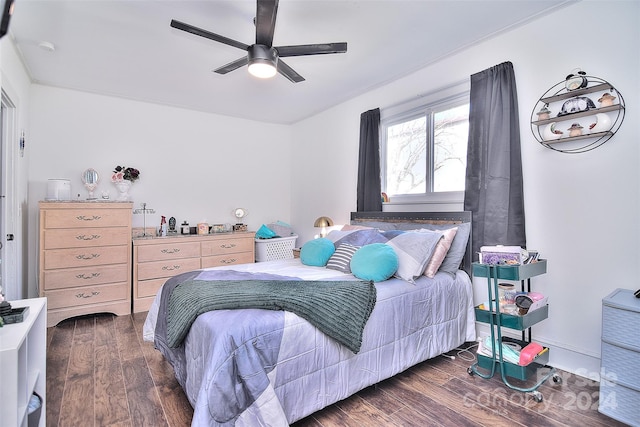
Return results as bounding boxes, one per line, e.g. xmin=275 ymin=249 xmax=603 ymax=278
xmin=385 ymin=104 xmax=468 ymax=196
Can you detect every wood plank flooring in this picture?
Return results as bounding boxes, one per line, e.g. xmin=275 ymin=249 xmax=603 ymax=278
xmin=46 ymin=313 xmax=625 ymax=427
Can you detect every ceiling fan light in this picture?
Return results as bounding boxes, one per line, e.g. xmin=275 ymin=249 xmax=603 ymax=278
xmin=248 ymin=61 xmax=277 ymax=79
xmin=248 ymin=44 xmax=278 ymax=79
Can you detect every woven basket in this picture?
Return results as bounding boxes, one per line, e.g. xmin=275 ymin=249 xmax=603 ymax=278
xmin=255 ymin=235 xmax=298 ymax=262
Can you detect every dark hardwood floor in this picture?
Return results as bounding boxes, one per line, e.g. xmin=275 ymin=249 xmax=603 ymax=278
xmin=46 ymin=312 xmax=625 ymax=427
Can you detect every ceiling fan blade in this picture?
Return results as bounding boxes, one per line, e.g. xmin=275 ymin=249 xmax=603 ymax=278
xmin=171 ymin=19 xmax=249 ymax=51
xmin=277 ymin=59 xmax=305 ymax=83
xmin=214 ymin=56 xmax=249 ymax=75
xmin=276 ymin=42 xmax=348 ymax=57
xmin=255 ymin=0 xmax=278 ymax=46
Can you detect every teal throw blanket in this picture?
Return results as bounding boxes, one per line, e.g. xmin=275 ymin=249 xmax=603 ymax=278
xmin=166 ymin=279 xmax=376 ymax=353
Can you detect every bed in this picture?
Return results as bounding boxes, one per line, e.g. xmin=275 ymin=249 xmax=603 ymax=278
xmin=143 ymin=211 xmax=476 ymax=426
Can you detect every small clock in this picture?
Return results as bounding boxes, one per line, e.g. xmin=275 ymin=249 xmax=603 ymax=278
xmin=232 ymin=207 xmax=248 ymax=221
xmin=565 ymin=69 xmax=587 ymax=91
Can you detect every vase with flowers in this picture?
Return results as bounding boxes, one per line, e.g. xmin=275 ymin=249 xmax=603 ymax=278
xmin=111 ymin=165 xmax=140 ymax=201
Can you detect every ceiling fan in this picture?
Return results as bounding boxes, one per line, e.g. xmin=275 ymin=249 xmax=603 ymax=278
xmin=170 ymin=0 xmax=347 ymax=83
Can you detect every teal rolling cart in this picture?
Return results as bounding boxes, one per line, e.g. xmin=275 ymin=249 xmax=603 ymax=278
xmin=467 ymin=260 xmax=562 ymax=402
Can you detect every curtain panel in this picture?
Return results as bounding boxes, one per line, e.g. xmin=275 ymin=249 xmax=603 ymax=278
xmin=357 ymin=108 xmax=382 ymax=212
xmin=464 ymin=61 xmax=526 ymax=257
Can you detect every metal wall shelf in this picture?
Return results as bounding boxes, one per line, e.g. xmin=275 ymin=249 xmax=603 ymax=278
xmin=530 ymin=75 xmax=625 ymax=153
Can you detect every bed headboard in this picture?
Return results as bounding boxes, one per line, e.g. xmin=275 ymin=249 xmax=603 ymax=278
xmin=350 ymin=211 xmax=473 ymax=277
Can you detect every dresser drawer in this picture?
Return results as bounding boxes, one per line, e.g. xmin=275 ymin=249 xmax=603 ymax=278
xmin=43 ymin=227 xmax=130 ymax=249
xmin=42 ymin=207 xmax=131 ymax=229
xmin=201 ymin=237 xmax=254 ymax=256
xmin=137 ymin=278 xmax=168 ymax=299
xmin=601 ymin=341 xmax=640 ymax=389
xmin=136 ymin=241 xmax=201 ymax=262
xmin=43 ymin=264 xmax=129 ymax=290
xmin=43 ymin=245 xmax=129 ymax=269
xmin=45 ymin=282 xmax=129 ymax=310
xmin=201 ymin=252 xmax=254 ymax=268
xmin=598 ymin=378 xmax=640 ymax=426
xmin=136 ymin=257 xmax=201 ymax=281
xmin=603 ymin=305 xmax=640 ymax=349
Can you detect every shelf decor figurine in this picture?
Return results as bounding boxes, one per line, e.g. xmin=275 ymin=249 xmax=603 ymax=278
xmin=557 ymin=96 xmax=596 ymax=116
xmin=536 ymin=106 xmax=551 ymax=121
xmin=542 ymin=123 xmax=563 ymax=141
xmin=598 ymin=92 xmax=616 ymax=107
xmin=589 ymin=113 xmax=612 ymax=133
xmin=567 ymin=123 xmax=584 ymax=137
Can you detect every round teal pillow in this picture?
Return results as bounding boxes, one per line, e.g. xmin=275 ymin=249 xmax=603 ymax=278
xmin=350 ymin=243 xmax=399 ymax=282
xmin=300 ymin=238 xmax=336 ymax=267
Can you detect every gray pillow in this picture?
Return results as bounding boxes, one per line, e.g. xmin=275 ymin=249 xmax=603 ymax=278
xmin=381 ymin=229 xmax=443 ymax=283
xmin=326 ymin=229 xmax=383 ymax=247
xmin=406 ymin=222 xmax=470 ymax=276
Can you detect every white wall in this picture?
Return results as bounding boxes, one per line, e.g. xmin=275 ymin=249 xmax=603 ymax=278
xmin=26 ymin=85 xmax=293 ymax=295
xmin=291 ymin=0 xmax=640 ymax=376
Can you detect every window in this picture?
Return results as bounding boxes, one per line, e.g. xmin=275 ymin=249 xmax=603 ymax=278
xmin=381 ymin=85 xmax=469 ymax=203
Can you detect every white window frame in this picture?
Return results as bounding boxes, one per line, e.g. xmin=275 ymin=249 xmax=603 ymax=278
xmin=380 ymin=80 xmax=470 ymax=205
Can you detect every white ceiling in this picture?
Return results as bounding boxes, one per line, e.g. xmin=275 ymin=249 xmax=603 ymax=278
xmin=8 ymin=0 xmax=571 ymax=124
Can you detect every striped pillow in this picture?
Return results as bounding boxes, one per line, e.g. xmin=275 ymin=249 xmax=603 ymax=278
xmin=326 ymin=243 xmax=360 ymax=273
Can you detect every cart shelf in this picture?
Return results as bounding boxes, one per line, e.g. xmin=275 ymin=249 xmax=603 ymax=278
xmin=472 ymin=259 xmax=547 ymax=281
xmin=476 ymin=337 xmax=551 ymax=381
xmin=474 ymin=304 xmax=549 ymax=330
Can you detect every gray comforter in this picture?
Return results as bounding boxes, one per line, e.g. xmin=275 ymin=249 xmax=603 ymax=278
xmin=146 ymin=260 xmax=475 ymax=426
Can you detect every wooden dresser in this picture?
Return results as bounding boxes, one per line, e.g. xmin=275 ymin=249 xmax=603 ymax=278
xmin=132 ymin=232 xmax=255 ymax=312
xmin=39 ymin=201 xmax=133 ymax=327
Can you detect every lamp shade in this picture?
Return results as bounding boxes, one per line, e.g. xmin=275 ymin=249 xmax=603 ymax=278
xmin=313 ymin=216 xmax=334 ymax=228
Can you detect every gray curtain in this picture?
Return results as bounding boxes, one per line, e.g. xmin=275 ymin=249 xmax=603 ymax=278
xmin=357 ymin=108 xmax=382 ymax=212
xmin=464 ymin=61 xmax=526 ymax=257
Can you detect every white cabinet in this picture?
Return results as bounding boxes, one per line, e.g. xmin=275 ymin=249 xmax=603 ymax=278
xmin=0 ymin=298 xmax=47 ymax=427
xmin=600 ymin=289 xmax=640 ymax=426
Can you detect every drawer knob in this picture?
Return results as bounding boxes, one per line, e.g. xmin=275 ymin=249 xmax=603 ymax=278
xmin=161 ymin=248 xmax=181 ymax=254
xmin=76 ymin=215 xmax=102 ymax=221
xmin=76 ymin=291 xmax=100 ymax=299
xmin=221 ymin=258 xmax=237 ymax=264
xmin=76 ymin=253 xmax=100 ymax=260
xmin=162 ymin=265 xmax=181 ymax=271
xmin=76 ymin=234 xmax=101 ymax=241
xmin=220 ymin=244 xmax=236 ymax=249
xmin=76 ymin=272 xmax=101 ymax=280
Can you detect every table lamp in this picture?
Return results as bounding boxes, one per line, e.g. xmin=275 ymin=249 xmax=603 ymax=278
xmin=314 ymin=216 xmax=334 ymax=238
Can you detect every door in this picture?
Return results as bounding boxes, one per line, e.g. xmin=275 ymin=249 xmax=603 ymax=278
xmin=1 ymin=90 xmax=18 ymax=300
